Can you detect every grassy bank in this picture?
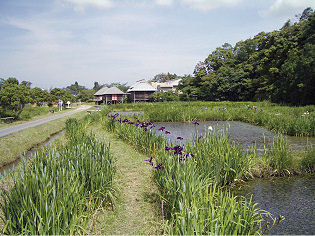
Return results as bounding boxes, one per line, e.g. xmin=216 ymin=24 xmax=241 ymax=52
xmin=0 ymin=117 xmax=115 ymax=234
xmin=101 ymin=112 xmax=281 ymax=234
xmin=109 ymin=101 xmax=315 ymax=136
xmin=0 ymin=111 xmax=86 ymax=169
xmin=88 ymin=123 xmax=162 ymax=234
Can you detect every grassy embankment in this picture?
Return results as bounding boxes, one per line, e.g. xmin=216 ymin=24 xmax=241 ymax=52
xmin=101 ymin=111 xmax=283 ymax=234
xmin=0 ymin=112 xmax=162 ymax=234
xmin=110 ymin=101 xmax=315 ymax=136
xmin=1 ymin=108 xmax=312 ymax=234
xmin=0 ymin=111 xmax=86 ymax=169
xmin=0 ymin=117 xmax=116 ymax=234
xmin=88 ymin=123 xmax=162 ymax=235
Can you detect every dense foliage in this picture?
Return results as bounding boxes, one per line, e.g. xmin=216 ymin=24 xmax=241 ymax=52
xmin=178 ymin=9 xmax=315 ymax=105
xmin=0 ymin=78 xmax=32 ymax=118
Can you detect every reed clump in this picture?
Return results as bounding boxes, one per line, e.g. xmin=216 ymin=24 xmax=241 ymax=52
xmin=0 ymin=118 xmax=115 ymax=234
xmin=300 ymin=146 xmax=315 ymax=173
xmin=262 ymin=134 xmax=294 ymax=176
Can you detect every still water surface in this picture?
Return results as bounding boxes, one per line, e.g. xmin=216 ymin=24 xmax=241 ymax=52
xmin=152 ymin=121 xmax=314 ymax=155
xmin=234 ymin=176 xmax=315 ymax=235
xmin=152 ymin=121 xmax=314 ymax=235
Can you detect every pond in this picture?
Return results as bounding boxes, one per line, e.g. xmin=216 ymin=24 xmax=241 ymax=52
xmin=234 ymin=176 xmax=315 ymax=235
xmin=152 ymin=121 xmax=314 ymax=235
xmin=152 ymin=121 xmax=314 ymax=155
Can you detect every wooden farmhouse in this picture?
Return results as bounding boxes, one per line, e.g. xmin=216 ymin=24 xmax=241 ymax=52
xmin=127 ymin=80 xmax=157 ymax=102
xmin=94 ymin=86 xmax=126 ymax=105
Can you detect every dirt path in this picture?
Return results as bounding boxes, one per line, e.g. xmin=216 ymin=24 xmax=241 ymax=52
xmin=90 ymin=126 xmax=162 ymax=235
xmin=0 ymin=105 xmax=91 ymax=138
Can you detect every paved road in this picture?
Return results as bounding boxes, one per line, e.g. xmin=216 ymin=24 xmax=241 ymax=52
xmin=0 ymin=105 xmax=92 ymax=138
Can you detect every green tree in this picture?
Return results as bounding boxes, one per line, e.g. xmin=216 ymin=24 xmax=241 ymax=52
xmin=0 ymin=78 xmax=32 ymax=119
xmin=77 ymin=89 xmax=95 ymax=102
xmin=66 ymin=81 xmax=85 ymax=93
xmin=50 ymin=88 xmax=74 ymax=103
xmin=31 ymin=88 xmax=52 ymax=105
xmin=20 ymin=81 xmax=32 ymax=87
xmin=93 ymin=82 xmax=101 ymax=91
xmin=150 ymin=73 xmax=178 ymax=82
xmin=103 ymin=82 xmax=129 ymax=92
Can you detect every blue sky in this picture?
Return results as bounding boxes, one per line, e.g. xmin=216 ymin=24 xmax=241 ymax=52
xmin=0 ymin=0 xmax=314 ymax=89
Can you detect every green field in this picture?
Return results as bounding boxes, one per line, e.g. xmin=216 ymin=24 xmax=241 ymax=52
xmin=108 ymin=101 xmax=315 ymax=136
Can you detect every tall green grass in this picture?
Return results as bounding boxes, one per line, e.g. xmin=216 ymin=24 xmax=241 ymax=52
xmin=102 ymin=113 xmax=274 ymax=234
xmin=109 ymin=101 xmax=315 ymax=136
xmin=0 ymin=118 xmax=115 ymax=234
xmin=263 ymin=134 xmax=293 ymax=176
xmin=300 ymin=146 xmax=315 ymax=173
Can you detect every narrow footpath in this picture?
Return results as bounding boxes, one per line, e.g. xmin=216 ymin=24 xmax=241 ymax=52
xmin=90 ymin=125 xmax=162 ymax=235
xmin=0 ymin=105 xmax=91 ymax=138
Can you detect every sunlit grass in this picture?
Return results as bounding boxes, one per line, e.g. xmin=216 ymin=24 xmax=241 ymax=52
xmin=0 ymin=117 xmax=116 ymax=234
xmin=109 ymin=101 xmax=315 ymax=136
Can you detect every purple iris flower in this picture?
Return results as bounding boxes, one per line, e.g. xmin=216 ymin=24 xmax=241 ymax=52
xmin=177 ymin=137 xmax=183 ymax=140
xmin=172 ymin=145 xmax=183 ymax=155
xmin=190 ymin=153 xmax=195 ymax=158
xmin=192 ymin=121 xmax=199 ymax=125
xmin=165 ymin=146 xmax=171 ymax=151
xmin=155 ymin=163 xmax=165 ymax=170
xmin=198 ymin=135 xmax=203 ymax=141
xmin=143 ymin=128 xmax=147 ymax=131
xmin=150 ymin=125 xmax=155 ymax=129
xmin=135 ymin=123 xmax=139 ymax=127
xmin=158 ymin=127 xmax=165 ymax=131
xmin=165 ymin=131 xmax=170 ymax=134
xmin=144 ymin=157 xmax=153 ymax=166
xmin=128 ymin=121 xmax=134 ymax=125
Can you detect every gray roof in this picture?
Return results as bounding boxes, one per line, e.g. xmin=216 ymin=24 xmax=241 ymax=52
xmin=127 ymin=80 xmax=156 ymax=92
xmin=94 ymin=86 xmax=125 ymax=95
xmin=94 ymin=86 xmax=109 ymax=96
xmin=103 ymin=86 xmax=125 ymax=95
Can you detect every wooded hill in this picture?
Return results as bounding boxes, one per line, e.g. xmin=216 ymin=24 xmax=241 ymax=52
xmin=178 ymin=8 xmax=315 ymax=105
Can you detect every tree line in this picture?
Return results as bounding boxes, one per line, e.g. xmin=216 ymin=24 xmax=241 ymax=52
xmin=156 ymin=8 xmax=314 ymax=105
xmin=0 ymin=78 xmax=128 ymax=118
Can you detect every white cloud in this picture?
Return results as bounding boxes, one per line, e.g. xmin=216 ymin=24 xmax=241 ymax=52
xmin=155 ymin=0 xmax=174 ymax=6
xmin=61 ymin=0 xmax=114 ymax=11
xmin=180 ymin=0 xmax=243 ymax=11
xmin=260 ymin=0 xmax=315 ymax=17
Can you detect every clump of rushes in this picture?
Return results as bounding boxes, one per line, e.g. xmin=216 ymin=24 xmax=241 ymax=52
xmin=300 ymin=146 xmax=315 ymax=173
xmin=0 ymin=118 xmax=115 ymax=234
xmin=264 ymin=134 xmax=293 ymax=176
xmin=103 ymin=113 xmax=275 ymax=234
xmin=185 ymin=131 xmax=253 ymax=186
